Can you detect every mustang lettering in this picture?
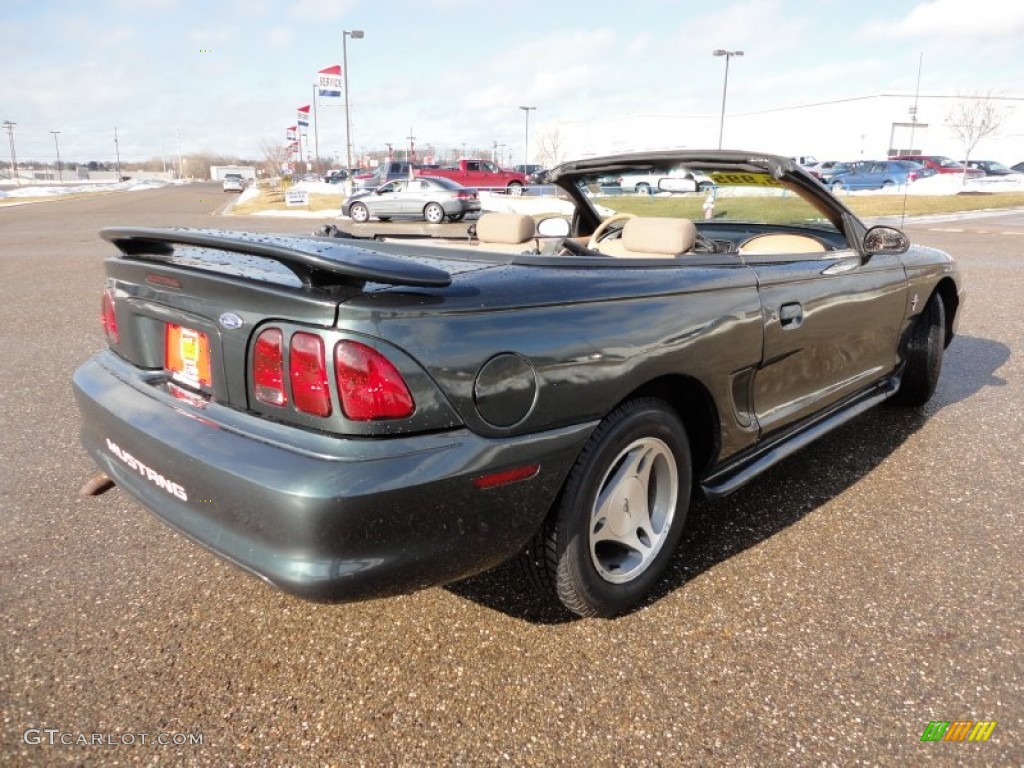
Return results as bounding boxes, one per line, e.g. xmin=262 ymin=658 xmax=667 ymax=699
xmin=105 ymin=439 xmax=188 ymax=501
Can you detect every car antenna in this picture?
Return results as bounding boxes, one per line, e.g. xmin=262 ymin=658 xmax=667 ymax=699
xmin=900 ymin=51 xmax=925 ymax=229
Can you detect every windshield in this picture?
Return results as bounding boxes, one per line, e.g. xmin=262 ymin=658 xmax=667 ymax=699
xmin=575 ymin=165 xmax=840 ymax=233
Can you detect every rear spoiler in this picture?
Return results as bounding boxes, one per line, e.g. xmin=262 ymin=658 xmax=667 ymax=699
xmin=100 ymin=227 xmax=452 ymax=289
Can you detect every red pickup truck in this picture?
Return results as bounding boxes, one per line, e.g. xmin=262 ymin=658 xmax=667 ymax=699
xmin=415 ymin=159 xmax=527 ymax=195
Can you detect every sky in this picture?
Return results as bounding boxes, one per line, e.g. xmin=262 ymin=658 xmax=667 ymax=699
xmin=3 ymin=0 xmax=1024 ymax=168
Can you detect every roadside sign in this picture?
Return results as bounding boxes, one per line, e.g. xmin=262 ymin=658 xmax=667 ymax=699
xmin=285 ymin=189 xmax=309 ymax=207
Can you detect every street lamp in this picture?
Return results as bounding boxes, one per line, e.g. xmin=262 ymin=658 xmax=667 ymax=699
xmin=519 ymin=105 xmax=536 ymax=167
xmin=342 ymin=29 xmax=364 ymax=183
xmin=712 ymin=49 xmax=743 ymax=149
xmin=50 ymin=131 xmax=62 ymax=182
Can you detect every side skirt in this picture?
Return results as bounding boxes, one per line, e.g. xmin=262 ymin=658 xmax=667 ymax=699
xmin=700 ymin=373 xmax=901 ymax=500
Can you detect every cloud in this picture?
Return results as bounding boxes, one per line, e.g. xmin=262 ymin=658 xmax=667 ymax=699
xmin=863 ymin=0 xmax=1024 ymax=41
xmin=287 ymin=0 xmax=358 ymax=21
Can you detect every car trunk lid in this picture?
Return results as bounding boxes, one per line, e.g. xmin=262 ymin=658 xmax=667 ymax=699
xmin=98 ymin=227 xmax=460 ymax=423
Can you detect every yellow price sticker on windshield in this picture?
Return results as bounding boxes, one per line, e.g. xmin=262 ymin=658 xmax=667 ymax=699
xmin=709 ymin=172 xmax=782 ymax=187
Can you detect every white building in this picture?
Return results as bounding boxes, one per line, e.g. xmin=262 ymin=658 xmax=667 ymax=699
xmin=552 ymin=93 xmax=1023 ymax=165
xmin=210 ymin=165 xmax=258 ymax=182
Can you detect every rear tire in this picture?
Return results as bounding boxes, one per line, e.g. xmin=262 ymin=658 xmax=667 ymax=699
xmin=349 ymin=202 xmax=369 ymax=223
xmin=636 ymin=183 xmax=651 ymax=195
xmin=525 ymin=398 xmax=692 ymax=617
xmin=448 ymin=212 xmax=466 ymax=222
xmin=893 ymin=292 xmax=945 ymax=406
xmin=424 ymin=203 xmax=445 ymax=224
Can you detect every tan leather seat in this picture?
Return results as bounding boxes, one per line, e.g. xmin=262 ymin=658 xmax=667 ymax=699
xmin=596 ymin=217 xmax=697 ymax=258
xmin=738 ymin=233 xmax=826 ymax=255
xmin=476 ymin=213 xmax=536 ymax=248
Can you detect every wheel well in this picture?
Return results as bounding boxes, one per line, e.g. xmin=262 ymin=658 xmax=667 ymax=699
xmin=619 ymin=375 xmax=719 ymax=481
xmin=933 ymin=277 xmax=959 ymax=346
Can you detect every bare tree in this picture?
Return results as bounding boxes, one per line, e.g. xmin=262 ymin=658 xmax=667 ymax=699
xmin=534 ymin=126 xmax=565 ymax=169
xmin=260 ymin=139 xmax=293 ymax=178
xmin=945 ymin=92 xmax=1004 ymax=180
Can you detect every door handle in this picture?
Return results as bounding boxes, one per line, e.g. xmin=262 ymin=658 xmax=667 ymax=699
xmin=779 ymin=302 xmax=803 ymax=329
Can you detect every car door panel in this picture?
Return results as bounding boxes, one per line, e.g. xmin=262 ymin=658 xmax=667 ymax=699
xmin=748 ymin=250 xmax=907 ymax=436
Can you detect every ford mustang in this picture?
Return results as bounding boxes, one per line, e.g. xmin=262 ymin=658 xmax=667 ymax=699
xmin=73 ymin=150 xmax=963 ymax=617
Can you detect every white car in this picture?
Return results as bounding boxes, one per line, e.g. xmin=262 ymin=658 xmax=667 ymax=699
xmin=222 ymin=174 xmax=245 ymax=192
xmin=618 ymin=170 xmax=713 ymax=195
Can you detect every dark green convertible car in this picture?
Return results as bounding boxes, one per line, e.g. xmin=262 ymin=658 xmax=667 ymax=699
xmin=73 ymin=150 xmax=963 ymax=617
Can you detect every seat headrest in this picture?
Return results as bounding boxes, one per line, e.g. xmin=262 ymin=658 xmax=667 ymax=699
xmin=476 ymin=213 xmax=536 ymax=244
xmin=622 ymin=217 xmax=697 ymax=255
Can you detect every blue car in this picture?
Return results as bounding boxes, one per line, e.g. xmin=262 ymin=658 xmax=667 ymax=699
xmin=829 ymin=160 xmax=933 ymax=192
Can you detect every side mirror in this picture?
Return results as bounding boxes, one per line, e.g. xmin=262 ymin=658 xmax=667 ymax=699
xmin=863 ymin=225 xmax=910 ymax=255
xmin=537 ymin=217 xmax=570 ymax=237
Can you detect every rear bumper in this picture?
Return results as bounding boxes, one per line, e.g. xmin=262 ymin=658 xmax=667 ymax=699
xmin=73 ymin=352 xmax=593 ymax=601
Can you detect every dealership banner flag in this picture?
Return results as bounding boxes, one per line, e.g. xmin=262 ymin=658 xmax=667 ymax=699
xmin=287 ymin=125 xmax=297 ymax=140
xmin=297 ymin=105 xmax=310 ymax=127
xmin=317 ymin=65 xmax=342 ymax=98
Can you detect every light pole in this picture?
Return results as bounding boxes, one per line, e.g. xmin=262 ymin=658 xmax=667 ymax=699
xmin=519 ymin=105 xmax=536 ymax=167
xmin=50 ymin=131 xmax=62 ymax=182
xmin=342 ymin=29 xmax=364 ymax=181
xmin=3 ymin=120 xmax=19 ymax=186
xmin=712 ymin=49 xmax=743 ymax=149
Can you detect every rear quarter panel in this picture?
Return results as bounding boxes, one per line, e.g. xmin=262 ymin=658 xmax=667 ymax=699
xmin=340 ymin=258 xmax=766 ymax=463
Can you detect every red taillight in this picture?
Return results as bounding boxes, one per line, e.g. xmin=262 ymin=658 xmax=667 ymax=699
xmin=253 ymin=328 xmax=286 ymax=407
xmin=101 ymin=287 xmax=119 ymax=345
xmin=334 ymin=340 xmax=414 ymax=421
xmin=289 ymin=332 xmax=331 ymax=417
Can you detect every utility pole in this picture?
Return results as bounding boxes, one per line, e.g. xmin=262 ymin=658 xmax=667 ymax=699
xmin=176 ymin=126 xmax=183 ymax=179
xmin=50 ymin=131 xmax=62 ymax=182
xmin=3 ymin=121 xmax=19 ymax=186
xmin=406 ymin=129 xmax=416 ymax=162
xmin=312 ymin=83 xmax=320 ymax=173
xmin=114 ymin=126 xmax=122 ymax=181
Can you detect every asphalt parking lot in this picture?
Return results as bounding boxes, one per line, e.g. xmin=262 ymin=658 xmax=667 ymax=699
xmin=1 ymin=185 xmax=1021 ymax=766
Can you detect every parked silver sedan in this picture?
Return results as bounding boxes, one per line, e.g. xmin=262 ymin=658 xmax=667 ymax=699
xmin=343 ymin=176 xmax=481 ymax=224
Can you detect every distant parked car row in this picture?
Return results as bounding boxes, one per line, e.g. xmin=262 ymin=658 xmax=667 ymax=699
xmin=963 ymin=160 xmax=1018 ymax=176
xmin=827 ymin=160 xmax=935 ymax=192
xmin=893 ymin=155 xmax=984 ymax=178
xmin=798 ymin=152 xmax=1024 ymax=194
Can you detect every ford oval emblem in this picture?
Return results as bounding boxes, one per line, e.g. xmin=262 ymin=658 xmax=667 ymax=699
xmin=218 ymin=312 xmax=244 ymax=330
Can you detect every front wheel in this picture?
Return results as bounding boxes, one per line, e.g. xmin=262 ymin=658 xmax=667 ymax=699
xmin=831 ymin=181 xmax=844 ymax=194
xmin=424 ymin=203 xmax=445 ymax=224
xmin=527 ymin=398 xmax=692 ymax=617
xmin=893 ymin=292 xmax=945 ymax=406
xmin=349 ymin=202 xmax=369 ymax=223
xmin=507 ymin=182 xmax=524 ymax=196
